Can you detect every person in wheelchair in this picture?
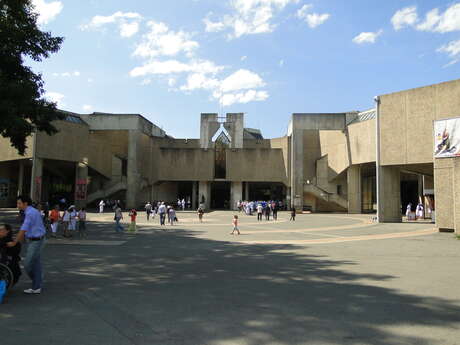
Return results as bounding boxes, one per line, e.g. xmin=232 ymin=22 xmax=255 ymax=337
xmin=0 ymin=224 xmax=22 ymax=288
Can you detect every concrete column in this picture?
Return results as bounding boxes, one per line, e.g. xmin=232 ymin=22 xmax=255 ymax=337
xmin=30 ymin=158 xmax=43 ymax=202
xmin=200 ymin=113 xmax=220 ymax=149
xmin=192 ymin=182 xmax=198 ymax=210
xmin=290 ymin=129 xmax=304 ymax=209
xmin=244 ymin=182 xmax=249 ymax=201
xmin=199 ymin=181 xmax=210 ymax=210
xmin=225 ymin=113 xmax=244 ymax=149
xmin=75 ymin=163 xmax=88 ymax=208
xmin=418 ymin=174 xmax=424 ymax=204
xmin=17 ymin=160 xmax=25 ymax=196
xmin=347 ymin=165 xmax=362 ymax=214
xmin=377 ymin=166 xmax=401 ymax=222
xmin=127 ymin=130 xmax=141 ymax=209
xmin=230 ymin=182 xmax=243 ymax=210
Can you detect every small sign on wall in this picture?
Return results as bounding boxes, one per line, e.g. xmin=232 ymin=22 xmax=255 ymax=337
xmin=434 ymin=118 xmax=460 ymax=158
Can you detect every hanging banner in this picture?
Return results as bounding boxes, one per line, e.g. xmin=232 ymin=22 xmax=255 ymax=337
xmin=434 ymin=118 xmax=460 ymax=158
xmin=75 ymin=178 xmax=88 ymax=201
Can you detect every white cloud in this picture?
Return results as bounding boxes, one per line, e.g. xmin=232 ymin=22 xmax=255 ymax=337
xmin=204 ymin=0 xmax=300 ymax=38
xmin=87 ymin=78 xmax=94 ymax=83
xmin=168 ymin=78 xmax=176 ymax=87
xmin=391 ymin=6 xmax=418 ymax=30
xmin=130 ymin=59 xmax=224 ymax=77
xmin=417 ymin=4 xmax=460 ymax=33
xmin=140 ymin=79 xmax=152 ymax=85
xmin=81 ymin=11 xmax=142 ymax=38
xmin=180 ymin=73 xmax=220 ymax=91
xmin=220 ymin=90 xmax=269 ymax=106
xmin=82 ymin=105 xmax=93 ymax=111
xmin=241 ymin=55 xmax=247 ymax=61
xmin=438 ymin=39 xmax=460 ymax=66
xmin=296 ymin=4 xmax=330 ymax=28
xmin=120 ymin=22 xmax=140 ymax=38
xmin=52 ymin=71 xmax=80 ymax=77
xmin=220 ymin=69 xmax=265 ymax=92
xmin=31 ymin=0 xmax=63 ymax=25
xmin=279 ymin=59 xmax=284 ymax=67
xmin=352 ymin=29 xmax=383 ymax=44
xmin=133 ymin=21 xmax=199 ymax=58
xmin=45 ymin=92 xmax=65 ymax=107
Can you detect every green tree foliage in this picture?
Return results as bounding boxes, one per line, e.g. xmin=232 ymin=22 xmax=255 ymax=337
xmin=0 ymin=0 xmax=64 ymax=155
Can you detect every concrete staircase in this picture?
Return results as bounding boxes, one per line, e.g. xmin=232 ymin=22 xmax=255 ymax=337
xmin=87 ymin=177 xmax=127 ymax=205
xmin=304 ymin=184 xmax=348 ymax=210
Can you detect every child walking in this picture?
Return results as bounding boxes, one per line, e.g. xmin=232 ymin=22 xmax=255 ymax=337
xmin=230 ymin=215 xmax=240 ymax=235
xmin=49 ymin=205 xmax=60 ymax=238
xmin=78 ymin=208 xmax=87 ymax=238
xmin=128 ymin=208 xmax=137 ymax=232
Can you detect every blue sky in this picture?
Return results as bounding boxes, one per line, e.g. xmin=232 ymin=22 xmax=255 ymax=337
xmin=30 ymin=0 xmax=460 ymax=138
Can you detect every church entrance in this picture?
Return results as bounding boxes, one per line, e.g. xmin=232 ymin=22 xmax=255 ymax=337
xmin=211 ymin=181 xmax=231 ymax=209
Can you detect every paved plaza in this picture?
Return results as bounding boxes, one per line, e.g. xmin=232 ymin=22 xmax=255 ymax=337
xmin=1 ymin=210 xmax=459 ymax=345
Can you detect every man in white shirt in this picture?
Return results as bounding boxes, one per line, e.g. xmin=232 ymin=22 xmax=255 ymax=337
xmin=99 ymin=200 xmax=105 ymax=213
xmin=158 ymin=202 xmax=166 ymax=226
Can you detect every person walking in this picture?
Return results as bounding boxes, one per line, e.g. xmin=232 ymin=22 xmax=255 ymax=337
xmin=197 ymin=207 xmax=204 ymax=223
xmin=49 ymin=205 xmax=60 ymax=238
xmin=230 ymin=215 xmax=240 ymax=235
xmin=406 ymin=203 xmax=412 ymax=220
xmin=99 ymin=200 xmax=105 ymax=213
xmin=265 ymin=204 xmax=270 ymax=221
xmin=7 ymin=196 xmax=46 ymax=294
xmin=181 ymin=199 xmax=185 ymax=211
xmin=145 ymin=202 xmax=152 ymax=221
xmin=168 ymin=207 xmax=176 ymax=226
xmin=62 ymin=207 xmax=71 ymax=238
xmin=114 ymin=205 xmax=124 ymax=233
xmin=257 ymin=203 xmax=263 ymax=221
xmin=128 ymin=209 xmax=137 ymax=232
xmin=272 ymin=202 xmax=278 ymax=221
xmin=78 ymin=208 xmax=87 ymax=238
xmin=158 ymin=202 xmax=166 ymax=226
xmin=290 ymin=207 xmax=296 ymax=221
xmin=67 ymin=206 xmax=78 ymax=238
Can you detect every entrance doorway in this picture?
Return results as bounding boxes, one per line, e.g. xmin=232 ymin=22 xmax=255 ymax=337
xmin=211 ymin=181 xmax=230 ymax=209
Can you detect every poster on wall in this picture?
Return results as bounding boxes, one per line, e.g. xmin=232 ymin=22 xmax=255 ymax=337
xmin=434 ymin=118 xmax=460 ymax=158
xmin=75 ymin=179 xmax=88 ymax=201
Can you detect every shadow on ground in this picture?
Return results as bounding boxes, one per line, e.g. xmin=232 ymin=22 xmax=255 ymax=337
xmin=1 ymin=218 xmax=460 ymax=345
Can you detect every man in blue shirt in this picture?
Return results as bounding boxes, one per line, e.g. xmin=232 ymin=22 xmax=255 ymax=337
xmin=7 ymin=195 xmax=46 ymax=294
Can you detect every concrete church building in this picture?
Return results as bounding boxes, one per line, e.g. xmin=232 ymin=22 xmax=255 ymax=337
xmin=2 ymin=77 xmax=460 ymax=233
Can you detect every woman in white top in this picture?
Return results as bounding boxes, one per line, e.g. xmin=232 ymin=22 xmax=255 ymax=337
xmin=62 ymin=208 xmax=71 ymax=237
xmin=68 ymin=206 xmax=78 ymax=237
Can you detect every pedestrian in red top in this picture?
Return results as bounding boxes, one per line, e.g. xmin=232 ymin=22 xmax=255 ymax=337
xmin=128 ymin=209 xmax=137 ymax=233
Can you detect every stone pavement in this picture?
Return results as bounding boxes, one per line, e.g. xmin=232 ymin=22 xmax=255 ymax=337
xmin=0 ymin=210 xmax=459 ymax=345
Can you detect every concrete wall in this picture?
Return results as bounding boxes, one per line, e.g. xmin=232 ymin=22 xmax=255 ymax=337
xmin=35 ymin=120 xmax=89 ymax=163
xmin=157 ymin=149 xmax=214 ymax=181
xmin=348 ymin=119 xmax=376 ymax=165
xmin=226 ymin=149 xmax=288 ymax=183
xmin=379 ymin=79 xmax=460 ymax=166
xmin=0 ymin=136 xmax=33 ymax=162
xmin=434 ymin=158 xmax=455 ymax=230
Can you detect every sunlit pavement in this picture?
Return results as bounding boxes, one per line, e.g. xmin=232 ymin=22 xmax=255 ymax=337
xmin=1 ymin=210 xmax=459 ymax=345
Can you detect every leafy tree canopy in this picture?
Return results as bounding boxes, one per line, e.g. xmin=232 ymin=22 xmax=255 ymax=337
xmin=0 ymin=0 xmax=65 ymax=155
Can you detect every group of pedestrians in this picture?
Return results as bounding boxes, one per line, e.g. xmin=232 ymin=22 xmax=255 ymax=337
xmin=32 ymin=203 xmax=87 ymax=239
